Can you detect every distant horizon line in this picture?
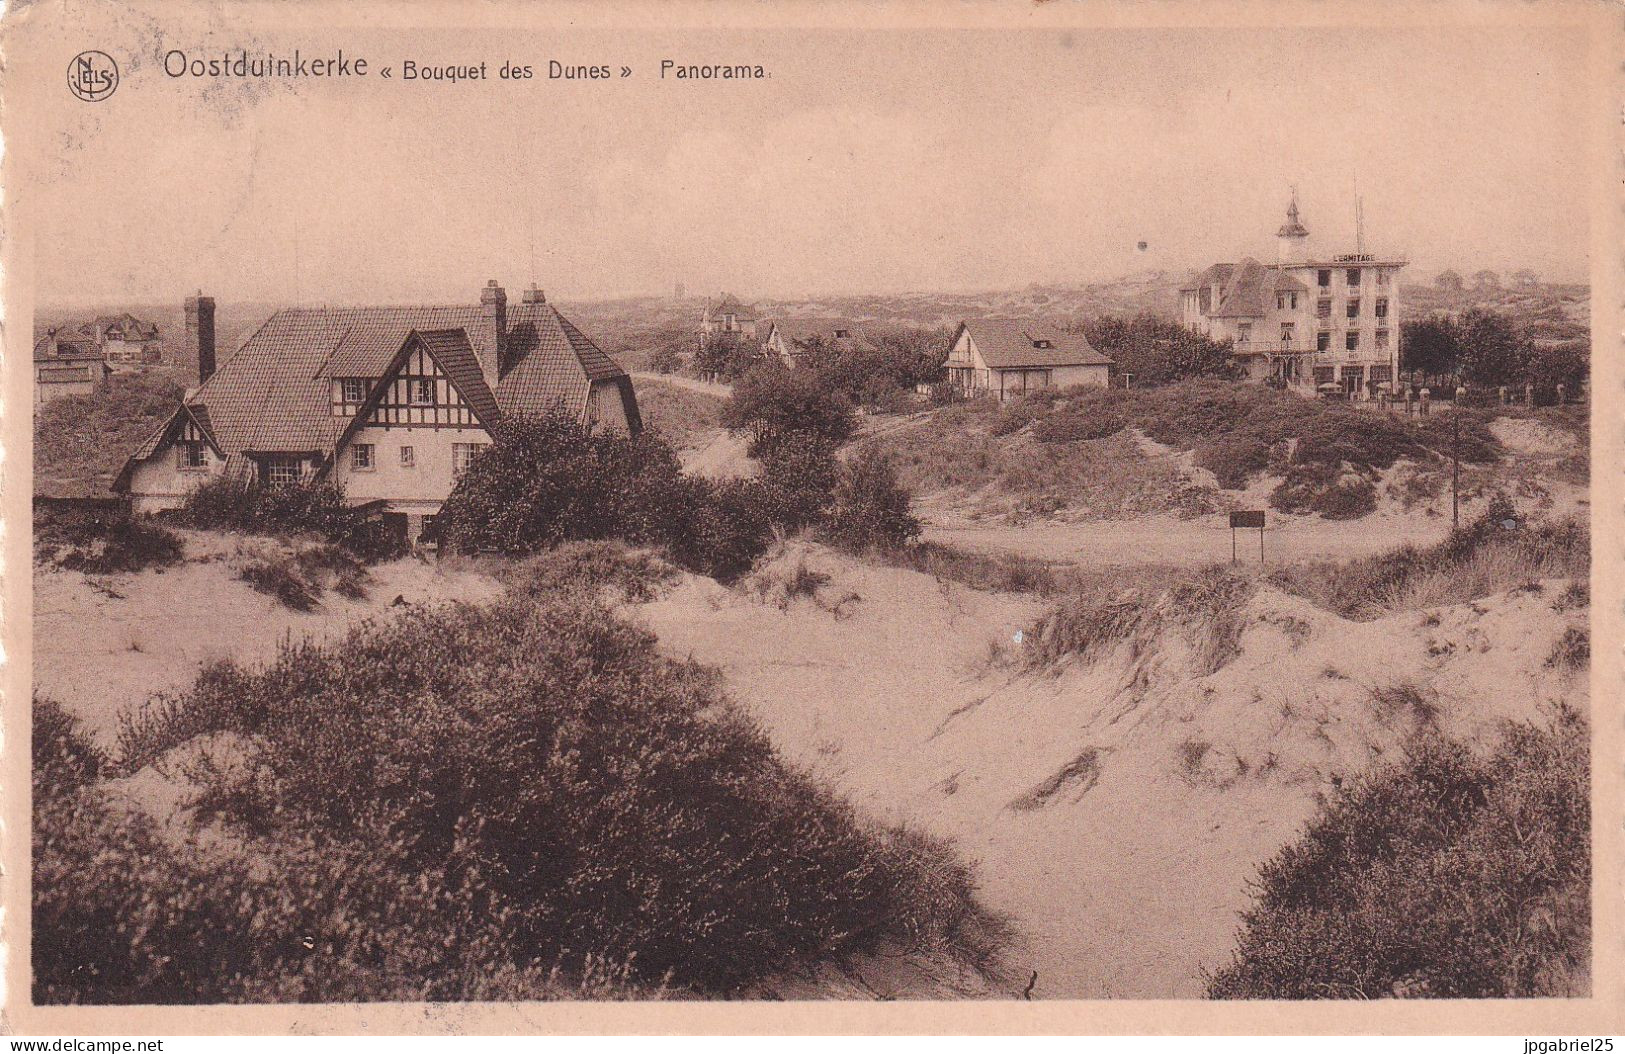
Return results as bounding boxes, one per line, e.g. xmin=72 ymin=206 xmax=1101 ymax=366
xmin=38 ymin=267 xmax=1592 ymax=313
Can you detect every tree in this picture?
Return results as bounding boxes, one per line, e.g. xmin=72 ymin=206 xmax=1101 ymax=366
xmin=721 ymin=364 xmax=857 ymax=458
xmin=1455 ymin=309 xmax=1532 ymax=389
xmin=1080 ymin=314 xmax=1233 ymax=386
xmin=1400 ymin=316 xmax=1460 ymax=379
xmin=1524 ymin=340 xmax=1588 ymax=397
xmin=823 ymin=449 xmax=921 ymax=552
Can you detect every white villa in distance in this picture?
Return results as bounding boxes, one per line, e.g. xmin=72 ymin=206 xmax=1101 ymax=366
xmin=1181 ymin=195 xmax=1406 ymax=398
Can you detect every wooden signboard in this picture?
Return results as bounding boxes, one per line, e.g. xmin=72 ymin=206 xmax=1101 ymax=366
xmin=1230 ymin=510 xmax=1265 ymax=564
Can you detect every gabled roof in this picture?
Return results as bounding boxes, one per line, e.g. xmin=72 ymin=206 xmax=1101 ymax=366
xmin=117 ymin=298 xmax=629 ymax=487
xmin=706 ymin=293 xmax=757 ymax=321
xmin=959 ymin=319 xmax=1113 ymax=369
xmin=1207 ymin=258 xmax=1309 ymax=318
xmin=767 ymin=317 xmax=874 ymax=351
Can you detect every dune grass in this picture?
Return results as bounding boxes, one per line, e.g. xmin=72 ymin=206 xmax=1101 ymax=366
xmin=1208 ymin=707 xmax=1589 ymax=999
xmin=42 ymin=593 xmax=1006 ymax=1004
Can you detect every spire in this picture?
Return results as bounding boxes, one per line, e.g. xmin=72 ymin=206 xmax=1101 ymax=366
xmin=1277 ymin=188 xmax=1309 ymax=239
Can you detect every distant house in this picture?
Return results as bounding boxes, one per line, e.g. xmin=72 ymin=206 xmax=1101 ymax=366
xmin=1435 ymin=270 xmax=1464 ymax=292
xmin=115 ymin=281 xmax=641 ymax=545
xmin=33 ymin=330 xmax=111 ymax=405
xmin=761 ymin=318 xmax=873 ymax=368
xmin=1473 ymin=269 xmax=1502 ymax=290
xmin=945 ymin=319 xmax=1112 ymax=401
xmin=39 ymin=313 xmax=161 ymax=369
xmin=1510 ymin=269 xmax=1540 ymax=289
xmin=698 ymin=293 xmax=760 ymax=343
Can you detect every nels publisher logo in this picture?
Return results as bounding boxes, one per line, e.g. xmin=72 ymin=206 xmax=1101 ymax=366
xmin=68 ymin=50 xmax=118 ymax=101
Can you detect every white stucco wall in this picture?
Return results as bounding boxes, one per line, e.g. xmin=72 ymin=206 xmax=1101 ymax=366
xmin=126 ymin=443 xmax=225 ymax=513
xmin=1050 ymin=364 xmax=1110 ymax=389
xmin=332 ymin=423 xmax=491 ymax=509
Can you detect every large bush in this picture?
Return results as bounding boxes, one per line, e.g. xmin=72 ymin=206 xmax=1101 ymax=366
xmin=35 ymin=370 xmax=187 ymax=494
xmin=437 ymin=414 xmax=773 ymax=581
xmin=68 ymin=598 xmax=1002 ymax=1002
xmin=722 ymin=365 xmax=857 ymax=458
xmin=1208 ymin=708 xmax=1589 ymax=999
xmin=823 ymin=449 xmax=921 ymax=552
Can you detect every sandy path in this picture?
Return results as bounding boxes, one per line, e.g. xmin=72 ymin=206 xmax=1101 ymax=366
xmin=631 ymin=371 xmax=732 ymax=398
xmin=918 ymin=504 xmax=1456 ymax=568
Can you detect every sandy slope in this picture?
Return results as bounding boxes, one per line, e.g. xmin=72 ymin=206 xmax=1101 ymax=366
xmin=636 ymin=541 xmax=1587 ymax=998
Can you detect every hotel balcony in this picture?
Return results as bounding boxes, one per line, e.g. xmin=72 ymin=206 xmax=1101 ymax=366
xmin=1232 ymin=340 xmax=1319 ymax=357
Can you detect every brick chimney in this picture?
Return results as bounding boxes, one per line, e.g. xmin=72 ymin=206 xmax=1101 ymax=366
xmin=479 ymin=279 xmax=507 ymax=384
xmin=185 ymin=291 xmax=216 ymax=384
xmin=521 ymin=283 xmax=545 ymax=305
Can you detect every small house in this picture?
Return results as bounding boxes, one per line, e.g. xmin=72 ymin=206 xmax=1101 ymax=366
xmin=945 ymin=319 xmax=1113 ymax=401
xmin=760 ymin=318 xmax=873 ymax=368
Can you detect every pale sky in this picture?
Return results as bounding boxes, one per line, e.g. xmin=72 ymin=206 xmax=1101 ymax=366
xmin=17 ymin=18 xmax=1594 ymax=305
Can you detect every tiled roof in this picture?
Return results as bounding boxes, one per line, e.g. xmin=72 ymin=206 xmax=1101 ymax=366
xmin=769 ymin=317 xmax=873 ymax=349
xmin=414 ymin=328 xmax=499 ymax=424
xmin=1208 ymin=258 xmax=1308 ymax=319
xmin=118 ymin=299 xmax=627 ymax=484
xmin=706 ymin=293 xmax=757 ymax=321
xmin=960 ymin=319 xmax=1114 ymax=369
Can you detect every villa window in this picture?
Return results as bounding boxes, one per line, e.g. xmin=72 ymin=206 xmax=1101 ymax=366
xmin=1318 ymin=269 xmax=1331 ymax=287
xmin=834 ymin=328 xmax=850 ymax=339
xmin=400 ymin=445 xmax=415 ymax=468
xmin=1236 ymin=323 xmax=1252 ymax=345
xmin=342 ymin=378 xmax=367 ymax=403
xmin=1317 ymin=331 xmax=1331 ymax=352
xmin=1375 ymin=298 xmax=1389 ymax=318
xmin=265 ymin=457 xmax=302 ymax=487
xmin=1347 ymin=299 xmax=1361 ymax=319
xmin=1280 ymin=323 xmax=1295 ymax=343
xmin=411 ymin=378 xmax=436 ymax=406
xmin=351 ymin=443 xmax=375 ymax=472
xmin=176 ymin=441 xmax=206 ymax=470
xmin=453 ymin=442 xmax=485 ymax=476
xmin=1346 ymin=331 xmax=1361 ymax=352
xmin=1377 ymin=330 xmax=1391 ymax=350
xmin=1377 ymin=270 xmax=1392 ymax=286
xmin=1317 ymin=299 xmax=1332 ymax=319
xmin=1346 ymin=268 xmax=1361 ymax=286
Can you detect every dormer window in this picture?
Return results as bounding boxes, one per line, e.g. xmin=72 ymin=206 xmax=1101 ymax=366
xmin=834 ymin=329 xmax=850 ymax=339
xmin=341 ymin=378 xmax=367 ymax=403
xmin=1033 ymin=339 xmax=1053 ymax=349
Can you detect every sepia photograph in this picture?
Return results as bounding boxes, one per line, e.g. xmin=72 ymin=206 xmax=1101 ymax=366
xmin=3 ymin=0 xmax=1618 ymax=1036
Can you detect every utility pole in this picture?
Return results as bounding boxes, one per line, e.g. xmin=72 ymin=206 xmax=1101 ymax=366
xmin=1451 ymin=407 xmax=1460 ymax=531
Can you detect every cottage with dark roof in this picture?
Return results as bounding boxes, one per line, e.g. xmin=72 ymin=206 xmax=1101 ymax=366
xmin=1180 ymin=195 xmax=1406 ymax=397
xmin=116 ymin=281 xmax=641 ymax=544
xmin=944 ymin=319 xmax=1113 ymax=401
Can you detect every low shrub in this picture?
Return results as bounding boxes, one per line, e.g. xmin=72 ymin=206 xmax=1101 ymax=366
xmin=1207 ymin=708 xmax=1589 ymax=999
xmin=822 ymin=450 xmax=922 ymax=553
xmin=497 ymin=540 xmax=678 ymax=604
xmin=1546 ymin=628 xmax=1589 ymax=670
xmin=87 ymin=596 xmax=1005 ymax=1001
xmin=1022 ymin=566 xmax=1253 ymax=675
xmin=1032 ymin=408 xmax=1126 ymax=444
xmin=233 ymin=544 xmax=370 ymax=610
xmin=34 ymin=696 xmax=104 ymax=796
xmin=38 ymin=507 xmax=185 ymax=574
xmin=237 ymin=555 xmax=319 ymax=611
xmin=1270 ymin=498 xmax=1589 ymax=619
xmin=881 ymin=541 xmax=1069 ymax=595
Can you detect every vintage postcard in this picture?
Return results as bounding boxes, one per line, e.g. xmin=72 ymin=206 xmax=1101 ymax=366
xmin=2 ymin=0 xmax=1619 ymax=1036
